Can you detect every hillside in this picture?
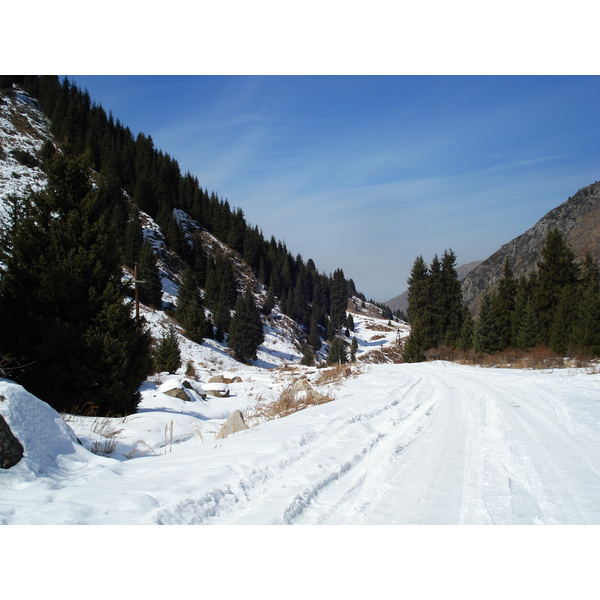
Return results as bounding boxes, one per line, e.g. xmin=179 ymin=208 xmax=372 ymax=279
xmin=0 ymin=85 xmax=51 ymax=207
xmin=0 ymin=81 xmax=407 ymax=378
xmin=462 ymin=181 xmax=600 ymax=312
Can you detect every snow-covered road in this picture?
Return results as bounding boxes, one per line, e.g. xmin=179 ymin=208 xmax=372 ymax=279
xmin=184 ymin=363 xmax=600 ymax=525
xmin=2 ymin=362 xmax=600 ymax=525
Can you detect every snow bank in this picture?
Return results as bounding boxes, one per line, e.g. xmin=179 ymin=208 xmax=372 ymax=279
xmin=0 ymin=379 xmax=95 ymax=477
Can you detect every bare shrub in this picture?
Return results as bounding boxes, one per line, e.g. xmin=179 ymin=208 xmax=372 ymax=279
xmin=91 ymin=436 xmax=119 ymax=456
xmin=314 ymin=363 xmax=367 ymax=386
xmin=247 ymin=380 xmax=335 ymax=423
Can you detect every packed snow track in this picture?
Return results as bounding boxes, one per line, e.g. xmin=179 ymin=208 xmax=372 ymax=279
xmin=161 ymin=363 xmax=599 ymax=526
xmin=2 ymin=362 xmax=599 ymax=525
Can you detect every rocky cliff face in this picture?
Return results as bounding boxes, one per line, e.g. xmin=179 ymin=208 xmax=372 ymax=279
xmin=461 ymin=181 xmax=600 ymax=313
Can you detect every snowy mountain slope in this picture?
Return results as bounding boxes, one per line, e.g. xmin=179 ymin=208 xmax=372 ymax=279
xmin=2 ymin=362 xmax=599 ymax=525
xmin=0 ymin=86 xmax=51 ymax=214
xmin=0 ymin=85 xmax=315 ymax=369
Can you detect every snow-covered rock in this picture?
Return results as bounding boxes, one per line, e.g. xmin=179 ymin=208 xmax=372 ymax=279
xmin=0 ymin=379 xmax=95 ymax=477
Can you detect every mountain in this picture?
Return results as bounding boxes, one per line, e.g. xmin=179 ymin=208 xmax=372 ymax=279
xmin=0 ymin=78 xmax=404 ymax=379
xmin=461 ymin=181 xmax=600 ymax=313
xmin=384 ymin=260 xmax=483 ymax=315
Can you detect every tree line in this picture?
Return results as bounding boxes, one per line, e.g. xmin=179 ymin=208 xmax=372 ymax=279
xmin=402 ymin=229 xmax=600 ymax=362
xmin=0 ymin=76 xmax=361 ymax=414
xmin=2 ymin=76 xmax=357 ymax=347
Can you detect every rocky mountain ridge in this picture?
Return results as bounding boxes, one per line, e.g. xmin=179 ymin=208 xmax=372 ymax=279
xmin=461 ymin=181 xmax=600 ymax=313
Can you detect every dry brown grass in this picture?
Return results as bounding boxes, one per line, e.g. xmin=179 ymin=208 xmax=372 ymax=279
xmin=440 ymin=345 xmax=595 ymax=370
xmin=314 ymin=363 xmax=367 ymax=386
xmin=246 ymin=379 xmax=335 ymax=423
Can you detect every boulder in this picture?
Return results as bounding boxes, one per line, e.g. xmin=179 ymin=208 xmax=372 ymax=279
xmin=288 ymin=379 xmax=332 ymax=405
xmin=216 ymin=410 xmax=249 ymax=439
xmin=202 ymin=383 xmax=230 ymax=398
xmin=163 ymin=387 xmax=192 ymax=401
xmin=208 ymin=374 xmax=242 ymax=385
xmin=0 ymin=413 xmax=24 ymax=469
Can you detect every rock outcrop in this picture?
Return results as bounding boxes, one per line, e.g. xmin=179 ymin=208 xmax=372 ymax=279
xmin=461 ymin=181 xmax=600 ymax=313
xmin=0 ymin=413 xmax=24 ymax=469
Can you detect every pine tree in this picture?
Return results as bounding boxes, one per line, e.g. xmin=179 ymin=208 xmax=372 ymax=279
xmin=439 ymin=249 xmax=464 ymax=346
xmin=533 ymin=228 xmax=579 ymax=344
xmin=327 ymin=336 xmax=348 ymax=365
xmin=177 ymin=268 xmax=211 ymax=343
xmin=329 ymin=268 xmax=348 ymax=338
xmin=457 ymin=307 xmax=474 ymax=352
xmin=515 ymin=298 xmax=539 ymax=351
xmin=0 ymin=150 xmax=152 ymax=415
xmin=492 ymin=257 xmax=517 ymax=349
xmin=228 ymin=287 xmax=264 ymax=362
xmin=473 ymin=290 xmax=502 ymax=355
xmin=137 ymin=239 xmax=162 ymax=308
xmin=154 ymin=325 xmax=181 ymax=374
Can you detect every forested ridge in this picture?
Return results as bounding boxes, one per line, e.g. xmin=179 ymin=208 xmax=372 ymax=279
xmin=403 ymin=229 xmax=600 ymax=363
xmin=0 ymin=76 xmax=361 ymax=334
xmin=0 ymin=75 xmax=367 ymax=415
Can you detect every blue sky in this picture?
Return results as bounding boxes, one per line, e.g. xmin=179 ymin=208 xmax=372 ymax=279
xmin=69 ymin=75 xmax=600 ymax=302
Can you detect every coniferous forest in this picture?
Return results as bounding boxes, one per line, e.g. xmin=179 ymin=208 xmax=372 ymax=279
xmin=0 ymin=75 xmax=361 ymax=415
xmin=2 ymin=75 xmax=600 ymax=416
xmin=402 ymin=229 xmax=600 ymax=362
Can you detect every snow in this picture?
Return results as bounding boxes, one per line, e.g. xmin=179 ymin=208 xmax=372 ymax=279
xmin=0 ymin=87 xmax=51 ymax=222
xmin=3 ymin=361 xmax=599 ymax=596
xmin=1 ymin=84 xmax=596 ymax=594
xmin=3 ymin=361 xmax=600 ymax=526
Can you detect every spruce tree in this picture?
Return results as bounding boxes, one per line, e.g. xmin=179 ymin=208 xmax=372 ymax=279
xmin=122 ymin=211 xmax=143 ymax=269
xmin=457 ymin=307 xmax=474 ymax=352
xmin=426 ymin=254 xmax=444 ymax=347
xmin=228 ymin=287 xmax=264 ymax=362
xmin=492 ymin=257 xmax=517 ymax=349
xmin=515 ymin=298 xmax=539 ymax=351
xmin=177 ymin=268 xmax=211 ymax=343
xmin=473 ymin=290 xmax=502 ymax=355
xmin=439 ymin=249 xmax=464 ymax=346
xmin=154 ymin=325 xmax=182 ymax=374
xmin=262 ymin=289 xmax=275 ymax=316
xmin=405 ymin=255 xmax=429 ymax=359
xmin=309 ymin=316 xmax=322 ymax=351
xmin=572 ymin=252 xmax=600 ymax=356
xmin=327 ymin=336 xmax=348 ymax=365
xmin=329 ymin=268 xmax=348 ymax=338
xmin=550 ymin=285 xmax=578 ymax=356
xmin=137 ymin=239 xmax=162 ymax=308
xmin=0 ymin=150 xmax=152 ymax=415
xmin=533 ymin=228 xmax=579 ymax=344
xmin=402 ymin=317 xmax=427 ymax=362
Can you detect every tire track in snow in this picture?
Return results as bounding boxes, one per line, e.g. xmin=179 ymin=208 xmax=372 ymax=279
xmin=148 ymin=364 xmax=600 ymax=525
xmin=148 ymin=374 xmax=431 ymax=525
xmin=282 ymin=380 xmax=441 ymax=525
